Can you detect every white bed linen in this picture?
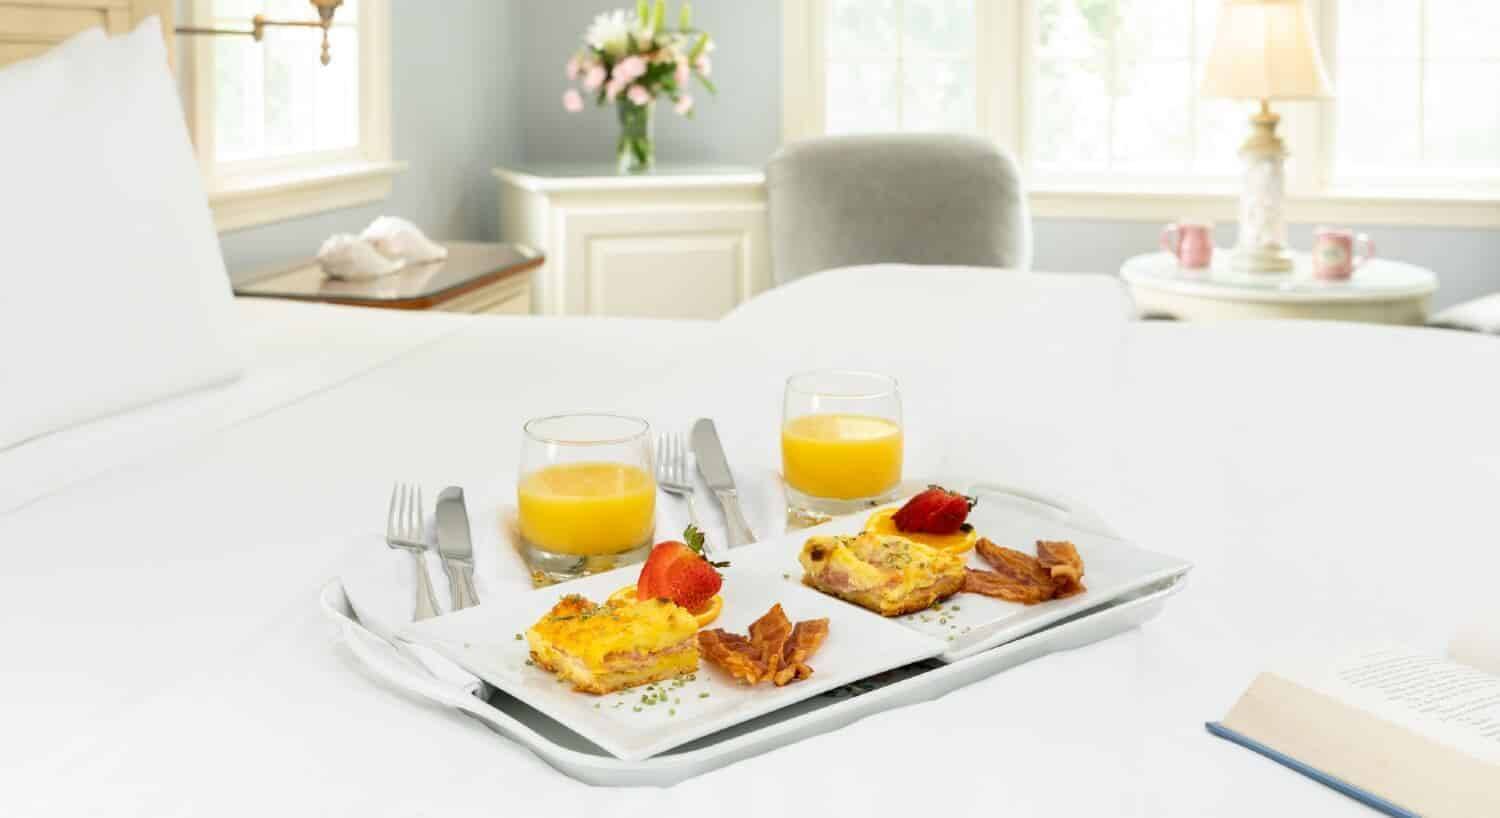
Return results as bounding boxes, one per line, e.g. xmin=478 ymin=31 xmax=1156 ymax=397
xmin=4 ymin=267 xmax=1499 ymax=817
xmin=0 ymin=299 xmax=473 ymax=513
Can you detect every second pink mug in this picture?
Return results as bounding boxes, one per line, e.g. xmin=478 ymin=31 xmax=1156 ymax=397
xmin=1312 ymin=227 xmax=1375 ymax=280
xmin=1161 ymin=221 xmax=1213 ymax=268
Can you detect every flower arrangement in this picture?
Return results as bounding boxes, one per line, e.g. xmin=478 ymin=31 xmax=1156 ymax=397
xmin=561 ymin=1 xmax=715 ymax=172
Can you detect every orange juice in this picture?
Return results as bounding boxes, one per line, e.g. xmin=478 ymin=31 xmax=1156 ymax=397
xmin=517 ymin=462 xmax=656 ymax=556
xmin=781 ymin=413 xmax=903 ymax=500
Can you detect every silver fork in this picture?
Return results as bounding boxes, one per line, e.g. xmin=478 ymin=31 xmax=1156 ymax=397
xmin=655 ymin=432 xmax=706 ymax=545
xmin=386 ymin=483 xmax=441 ymax=621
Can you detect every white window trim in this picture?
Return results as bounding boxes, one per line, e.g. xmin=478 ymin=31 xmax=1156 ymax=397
xmin=782 ymin=0 xmax=1500 ymax=228
xmin=181 ymin=0 xmax=405 ymax=232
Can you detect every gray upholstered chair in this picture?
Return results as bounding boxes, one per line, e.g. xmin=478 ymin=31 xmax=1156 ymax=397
xmin=765 ymin=133 xmax=1031 ymax=285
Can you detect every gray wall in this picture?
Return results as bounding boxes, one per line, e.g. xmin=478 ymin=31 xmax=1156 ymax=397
xmin=215 ymin=0 xmax=521 ymax=278
xmin=511 ymin=1 xmax=1497 ymax=309
xmin=515 ymin=0 xmax=780 ymax=165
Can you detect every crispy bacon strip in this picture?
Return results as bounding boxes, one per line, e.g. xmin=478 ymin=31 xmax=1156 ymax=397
xmin=697 ymin=630 xmax=766 ymax=684
xmin=698 ymin=605 xmax=830 ymax=687
xmin=1036 ymin=540 xmax=1086 ymax=598
xmin=963 ymin=568 xmax=1054 ymax=604
xmin=773 ymin=618 xmax=829 ymax=686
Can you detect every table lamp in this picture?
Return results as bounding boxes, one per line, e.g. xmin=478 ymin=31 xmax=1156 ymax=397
xmin=1201 ymin=0 xmax=1332 ymax=273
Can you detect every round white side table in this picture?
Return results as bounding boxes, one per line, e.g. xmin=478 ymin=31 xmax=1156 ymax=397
xmin=1120 ymin=251 xmax=1438 ymax=324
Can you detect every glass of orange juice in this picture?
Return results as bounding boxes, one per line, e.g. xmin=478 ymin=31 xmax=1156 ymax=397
xmin=782 ymin=370 xmax=903 ymax=526
xmin=517 ymin=413 xmax=656 ymax=581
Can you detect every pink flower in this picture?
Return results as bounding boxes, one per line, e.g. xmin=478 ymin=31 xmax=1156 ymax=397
xmin=674 ymin=60 xmax=690 ymax=87
xmin=616 ymin=55 xmax=648 ymax=82
xmin=674 ymin=94 xmax=694 ymax=115
xmin=694 ymin=55 xmax=712 ymax=76
xmin=627 ymin=84 xmax=653 ymax=106
xmin=562 ymin=88 xmax=584 ymax=113
xmin=605 ymin=76 xmax=626 ymax=101
xmin=565 ymin=56 xmax=581 ymax=80
xmin=583 ymin=64 xmax=607 ymax=91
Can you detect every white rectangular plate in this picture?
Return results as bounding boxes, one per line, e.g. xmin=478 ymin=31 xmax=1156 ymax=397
xmin=731 ymin=485 xmax=1193 ymax=662
xmin=400 ymin=565 xmax=945 ymax=761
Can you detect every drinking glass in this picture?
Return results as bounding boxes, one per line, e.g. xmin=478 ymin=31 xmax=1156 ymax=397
xmin=517 ymin=413 xmax=656 ymax=582
xmin=781 ymin=370 xmax=903 ymax=526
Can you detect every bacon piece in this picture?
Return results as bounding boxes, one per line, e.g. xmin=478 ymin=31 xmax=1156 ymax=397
xmin=698 ymin=629 xmax=766 ymax=684
xmin=773 ymin=618 xmax=829 ymax=686
xmin=962 ymin=568 xmax=1054 ymax=604
xmin=698 ymin=605 xmax=830 ymax=687
xmin=1036 ymin=540 xmax=1086 ymax=598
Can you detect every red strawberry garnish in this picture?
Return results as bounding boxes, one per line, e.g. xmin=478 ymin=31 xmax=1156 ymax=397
xmin=636 ymin=526 xmax=727 ymax=613
xmin=890 ymin=485 xmax=977 ymax=535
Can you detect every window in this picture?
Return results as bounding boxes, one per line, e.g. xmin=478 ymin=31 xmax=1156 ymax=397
xmin=785 ymin=0 xmax=1500 ymax=225
xmin=1329 ymin=0 xmax=1500 ymax=184
xmin=182 ymin=0 xmax=400 ymax=231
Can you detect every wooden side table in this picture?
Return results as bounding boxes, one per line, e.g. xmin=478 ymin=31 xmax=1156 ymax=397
xmin=1120 ymin=251 xmax=1438 ymax=325
xmin=234 ymin=241 xmax=544 ymax=314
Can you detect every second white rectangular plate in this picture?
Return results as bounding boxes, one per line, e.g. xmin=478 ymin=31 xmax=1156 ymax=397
xmin=401 ymin=565 xmax=944 ymax=761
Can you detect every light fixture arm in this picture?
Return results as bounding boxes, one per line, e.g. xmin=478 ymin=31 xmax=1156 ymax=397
xmin=175 ymin=0 xmax=344 ymax=65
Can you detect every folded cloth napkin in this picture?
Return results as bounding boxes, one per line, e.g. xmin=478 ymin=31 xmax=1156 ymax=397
xmin=361 ymin=216 xmax=448 ymax=264
xmin=316 ymin=234 xmax=405 ymax=280
xmin=340 ymin=465 xmax=788 ymax=642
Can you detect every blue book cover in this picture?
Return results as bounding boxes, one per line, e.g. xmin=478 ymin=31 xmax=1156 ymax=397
xmin=1204 ymin=722 xmax=1418 ymax=818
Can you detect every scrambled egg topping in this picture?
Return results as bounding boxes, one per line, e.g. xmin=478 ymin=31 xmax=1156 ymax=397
xmin=526 ymin=594 xmax=697 ymax=667
xmin=801 ymin=533 xmax=964 ymax=600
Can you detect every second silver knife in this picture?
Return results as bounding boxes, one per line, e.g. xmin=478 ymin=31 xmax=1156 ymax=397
xmin=690 ymin=418 xmax=757 ymax=547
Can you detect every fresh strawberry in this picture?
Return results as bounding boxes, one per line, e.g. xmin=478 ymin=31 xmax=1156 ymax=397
xmin=890 ymin=485 xmax=977 ymax=535
xmin=636 ymin=526 xmax=727 ymax=612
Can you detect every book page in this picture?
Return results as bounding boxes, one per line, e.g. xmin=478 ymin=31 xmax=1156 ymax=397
xmin=1449 ymin=610 xmax=1500 ymax=677
xmin=1280 ymin=644 xmax=1500 ymax=765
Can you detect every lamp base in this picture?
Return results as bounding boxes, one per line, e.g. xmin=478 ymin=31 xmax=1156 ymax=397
xmin=1232 ymin=244 xmax=1294 ymax=273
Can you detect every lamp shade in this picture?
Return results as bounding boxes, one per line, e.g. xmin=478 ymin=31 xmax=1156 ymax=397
xmin=1201 ymin=0 xmax=1332 ymax=100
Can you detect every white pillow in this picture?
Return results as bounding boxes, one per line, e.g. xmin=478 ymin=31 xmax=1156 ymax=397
xmin=0 ymin=19 xmax=245 ymax=451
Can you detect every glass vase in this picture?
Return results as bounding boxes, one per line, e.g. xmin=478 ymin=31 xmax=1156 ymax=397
xmin=616 ymin=99 xmax=655 ymax=174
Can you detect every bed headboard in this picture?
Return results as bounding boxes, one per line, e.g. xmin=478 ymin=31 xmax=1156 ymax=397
xmin=0 ymin=0 xmax=173 ymax=67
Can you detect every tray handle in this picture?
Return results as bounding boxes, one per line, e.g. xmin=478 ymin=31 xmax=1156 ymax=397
xmin=964 ymin=481 xmax=1119 ymax=539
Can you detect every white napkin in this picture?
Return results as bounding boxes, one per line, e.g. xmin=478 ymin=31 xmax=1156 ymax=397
xmin=340 ymin=465 xmax=789 ymax=641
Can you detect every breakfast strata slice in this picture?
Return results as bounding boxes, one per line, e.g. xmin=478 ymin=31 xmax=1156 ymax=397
xmin=525 ymin=594 xmax=699 ymax=694
xmin=799 ymin=532 xmax=965 ymax=616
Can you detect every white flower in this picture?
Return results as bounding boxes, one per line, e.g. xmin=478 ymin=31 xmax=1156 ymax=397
xmin=586 ymin=10 xmax=633 ymax=58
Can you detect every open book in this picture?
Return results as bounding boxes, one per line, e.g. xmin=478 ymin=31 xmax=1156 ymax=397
xmin=1209 ymin=622 xmax=1500 ymax=818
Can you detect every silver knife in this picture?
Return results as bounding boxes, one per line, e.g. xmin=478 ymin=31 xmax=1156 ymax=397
xmin=434 ymin=486 xmax=481 ymax=610
xmin=691 ymin=418 xmax=757 ymax=547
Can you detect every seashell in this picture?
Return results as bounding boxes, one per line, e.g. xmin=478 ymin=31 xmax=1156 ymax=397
xmin=316 ymin=233 xmax=406 ymax=280
xmin=361 ymin=216 xmax=448 ymax=264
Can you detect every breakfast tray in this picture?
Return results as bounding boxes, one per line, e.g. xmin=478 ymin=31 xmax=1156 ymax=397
xmin=323 ymin=485 xmax=1192 ymax=786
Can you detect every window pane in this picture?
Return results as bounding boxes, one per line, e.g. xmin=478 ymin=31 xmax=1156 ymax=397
xmin=1037 ymin=0 xmax=1110 ymax=59
xmin=1117 ymin=0 xmax=1191 ymax=59
xmin=1334 ymin=60 xmax=1422 ymax=169
xmin=1034 ymin=58 xmax=1110 ymax=171
xmin=211 ymin=1 xmax=360 ymax=164
xmin=904 ymin=0 xmax=973 ymax=57
xmin=1424 ymin=62 xmax=1500 ymax=168
xmin=1424 ymin=0 xmax=1500 ymax=60
xmin=1113 ymin=59 xmax=1192 ymax=171
xmin=1195 ymin=97 xmax=1248 ymax=174
xmin=826 ymin=60 xmax=900 ymax=134
xmin=1336 ymin=0 xmax=1420 ymax=59
xmin=827 ymin=0 xmax=898 ymax=57
xmin=902 ymin=59 xmax=975 ymax=131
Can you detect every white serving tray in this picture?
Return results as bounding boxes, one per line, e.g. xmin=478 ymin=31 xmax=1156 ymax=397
xmin=323 ymin=485 xmax=1193 ymax=785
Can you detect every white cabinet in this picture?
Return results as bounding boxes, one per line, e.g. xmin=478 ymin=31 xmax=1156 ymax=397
xmin=494 ymin=163 xmax=771 ymax=319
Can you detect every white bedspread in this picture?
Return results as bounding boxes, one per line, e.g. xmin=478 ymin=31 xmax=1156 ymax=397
xmin=4 ymin=267 xmax=1498 ymax=817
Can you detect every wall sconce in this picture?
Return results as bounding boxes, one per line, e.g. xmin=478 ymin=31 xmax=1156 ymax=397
xmin=176 ymin=0 xmax=345 ymax=65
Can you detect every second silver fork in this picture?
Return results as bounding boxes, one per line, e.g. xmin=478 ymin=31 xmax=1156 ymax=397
xmin=655 ymin=433 xmax=707 ymax=546
xmin=386 ymin=482 xmax=441 ymax=621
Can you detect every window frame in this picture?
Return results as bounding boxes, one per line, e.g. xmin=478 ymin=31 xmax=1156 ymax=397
xmin=783 ymin=0 xmax=1500 ymax=227
xmin=181 ymin=0 xmax=405 ymax=232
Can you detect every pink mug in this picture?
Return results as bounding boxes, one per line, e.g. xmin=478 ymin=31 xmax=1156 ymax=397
xmin=1161 ymin=221 xmax=1213 ymax=268
xmin=1312 ymin=227 xmax=1375 ymax=280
